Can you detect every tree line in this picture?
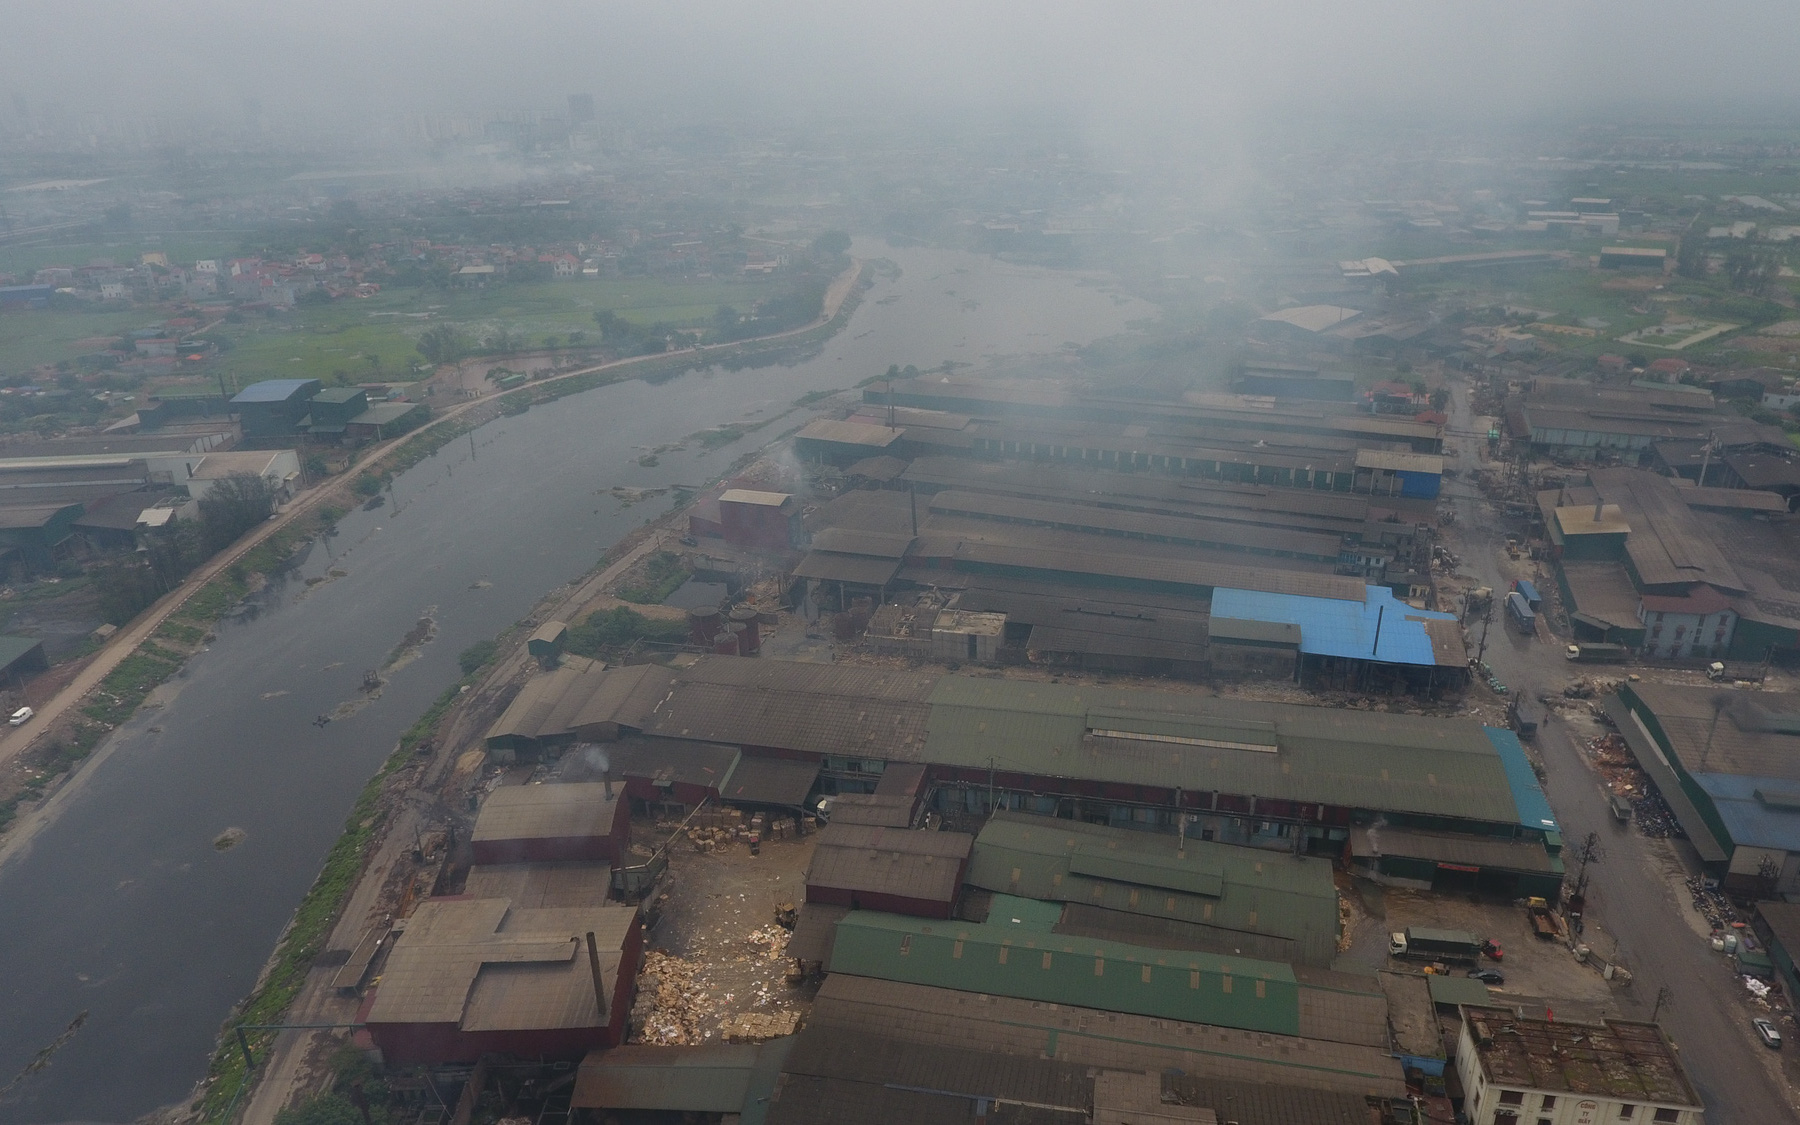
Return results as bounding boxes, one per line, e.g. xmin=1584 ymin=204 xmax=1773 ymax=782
xmin=92 ymin=472 xmax=281 ymax=625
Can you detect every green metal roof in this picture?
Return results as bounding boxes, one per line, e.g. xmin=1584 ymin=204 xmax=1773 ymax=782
xmin=965 ymin=812 xmax=1341 ymax=966
xmin=0 ymin=635 xmax=43 ymax=670
xmin=924 ymin=676 xmax=1522 ymax=826
xmin=827 ymin=910 xmax=1300 ymax=1036
xmin=1426 ymin=974 xmax=1495 ymax=1008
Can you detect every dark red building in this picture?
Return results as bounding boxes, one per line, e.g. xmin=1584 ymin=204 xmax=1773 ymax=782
xmin=717 ymin=489 xmax=799 ymax=550
xmin=470 ymin=781 xmax=629 ymax=867
xmin=363 ymin=897 xmax=641 ymax=1066
xmin=804 ymin=823 xmax=974 ymax=919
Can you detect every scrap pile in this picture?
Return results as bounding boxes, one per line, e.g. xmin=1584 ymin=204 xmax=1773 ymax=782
xmin=631 ymin=951 xmax=716 ymax=1045
xmin=1632 ymin=789 xmax=1683 ymax=839
xmin=1686 ymin=875 xmax=1743 ymax=932
xmin=630 ymin=925 xmax=802 ymax=1046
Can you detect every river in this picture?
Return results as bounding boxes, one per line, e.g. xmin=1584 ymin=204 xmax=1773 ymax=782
xmin=0 ymin=243 xmax=1154 ymax=1125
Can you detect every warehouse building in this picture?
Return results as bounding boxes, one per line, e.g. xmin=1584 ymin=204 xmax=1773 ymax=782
xmin=469 ymin=781 xmax=630 ymax=868
xmin=229 ymin=378 xmax=321 ymax=437
xmin=1541 ymin=469 xmax=1800 ymax=660
xmin=795 ymin=973 xmax=1405 ymax=1101
xmin=827 ymin=908 xmax=1302 ymax=1035
xmin=1609 ymin=682 xmax=1800 ymax=895
xmin=484 ymin=656 xmax=1559 ymax=880
xmin=804 ymin=822 xmax=974 ymax=918
xmin=963 ymin=810 xmax=1342 ymax=966
xmin=362 ymin=896 xmax=641 ymax=1066
xmin=1456 ymin=1006 xmax=1702 ymax=1125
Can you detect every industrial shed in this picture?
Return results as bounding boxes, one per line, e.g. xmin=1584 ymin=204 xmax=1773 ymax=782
xmin=363 ymin=897 xmax=641 ymax=1066
xmin=964 ymin=811 xmax=1342 ymax=967
xmin=827 ymin=910 xmax=1301 ymax=1036
xmin=469 ymin=782 xmax=629 ymax=868
xmin=572 ymin=1039 xmax=793 ymax=1116
xmin=804 ymin=823 xmax=974 ymax=918
xmin=602 ymin=735 xmax=739 ymax=812
xmin=801 ymin=974 xmax=1402 ymax=1107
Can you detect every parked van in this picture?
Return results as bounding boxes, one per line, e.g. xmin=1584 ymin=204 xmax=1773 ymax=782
xmin=9 ymin=706 xmax=33 ymax=726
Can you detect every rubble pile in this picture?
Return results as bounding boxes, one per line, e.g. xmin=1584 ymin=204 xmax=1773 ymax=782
xmin=632 ymin=951 xmax=715 ymax=1045
xmin=720 ymin=1010 xmax=802 ymax=1041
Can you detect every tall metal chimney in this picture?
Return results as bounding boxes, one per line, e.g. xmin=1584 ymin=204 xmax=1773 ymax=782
xmin=1593 ymin=496 xmax=1604 ymax=524
xmin=603 ymin=771 xmax=613 ymax=800
xmin=585 ymin=931 xmax=609 ymax=1022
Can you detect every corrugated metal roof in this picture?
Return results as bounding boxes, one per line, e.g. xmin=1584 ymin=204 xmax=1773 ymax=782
xmin=791 ymin=551 xmax=902 ymax=586
xmin=1427 ymin=974 xmax=1496 ymax=1009
xmin=1591 ymin=467 xmax=1745 ymax=593
xmin=1051 ymin=903 xmax=1302 ymax=969
xmin=721 ymin=756 xmax=819 ymax=807
xmin=926 ymin=490 xmax=1343 ymax=559
xmin=1210 ymin=585 xmax=1461 ymax=668
xmin=471 ymin=782 xmax=621 ymax=845
xmin=1353 ymin=449 xmax=1444 ymax=474
xmin=808 ymin=974 xmax=1405 ymax=1098
xmin=1208 ymin=617 xmax=1302 ymax=646
xmin=1486 ymin=727 xmax=1559 ymax=832
xmin=925 ymin=678 xmax=1523 ymax=826
xmin=719 ymin=489 xmax=791 ymax=506
xmin=368 ymin=898 xmax=634 ymax=1029
xmin=788 ymin=903 xmax=849 ymax=965
xmin=795 ymin=418 xmax=904 ymax=449
xmin=640 ymin=662 xmax=935 ymax=758
xmin=966 ymin=812 xmax=1339 ymax=967
xmin=229 ymin=378 xmax=316 ymax=403
xmin=1603 ymin=693 xmax=1730 ymax=863
xmin=464 ymin=862 xmax=616 ymax=908
xmin=593 ymin=736 xmax=739 ymax=795
xmin=573 ymin=1041 xmax=775 ymax=1112
xmin=1350 ymin=825 xmax=1556 ymax=873
xmin=827 ymin=911 xmax=1300 ymax=1036
xmin=806 ymin=825 xmax=973 ymax=904
xmin=807 ymin=527 xmax=915 ymax=557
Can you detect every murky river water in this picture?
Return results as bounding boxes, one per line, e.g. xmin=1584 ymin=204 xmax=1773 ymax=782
xmin=0 ymin=243 xmax=1151 ymax=1124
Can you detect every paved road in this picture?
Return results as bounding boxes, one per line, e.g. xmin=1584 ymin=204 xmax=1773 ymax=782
xmin=1442 ymin=379 xmax=1798 ymax=1121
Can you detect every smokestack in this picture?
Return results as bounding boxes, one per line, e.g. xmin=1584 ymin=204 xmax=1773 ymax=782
xmin=909 ymin=483 xmax=918 ymax=537
xmin=603 ymin=772 xmax=613 ymax=800
xmin=585 ymin=931 xmax=609 ymax=1020
xmin=1593 ymin=497 xmax=1603 ymax=524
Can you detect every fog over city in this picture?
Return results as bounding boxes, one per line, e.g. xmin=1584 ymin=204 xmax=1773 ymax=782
xmin=9 ymin=1 xmax=1800 ymax=132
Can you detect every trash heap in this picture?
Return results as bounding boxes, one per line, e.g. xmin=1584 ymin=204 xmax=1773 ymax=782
xmin=631 ymin=951 xmax=715 ymax=1045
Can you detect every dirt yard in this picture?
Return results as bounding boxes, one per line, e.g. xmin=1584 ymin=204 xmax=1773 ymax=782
xmin=629 ymin=821 xmax=817 ymax=1045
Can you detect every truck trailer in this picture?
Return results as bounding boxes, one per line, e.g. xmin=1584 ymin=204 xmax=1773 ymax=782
xmin=1392 ymin=926 xmax=1484 ymax=965
xmin=1506 ymin=591 xmax=1536 ymax=635
xmin=1566 ymin=643 xmax=1629 ymax=664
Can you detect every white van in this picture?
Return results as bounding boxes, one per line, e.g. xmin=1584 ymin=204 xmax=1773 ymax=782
xmin=1388 ymin=932 xmax=1409 ymax=957
xmin=9 ymin=706 xmax=33 ymax=726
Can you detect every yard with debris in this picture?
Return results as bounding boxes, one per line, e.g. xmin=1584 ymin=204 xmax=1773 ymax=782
xmin=629 ymin=819 xmax=817 ymax=1045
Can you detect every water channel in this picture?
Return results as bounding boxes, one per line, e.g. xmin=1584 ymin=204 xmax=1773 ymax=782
xmin=0 ymin=243 xmax=1154 ymax=1124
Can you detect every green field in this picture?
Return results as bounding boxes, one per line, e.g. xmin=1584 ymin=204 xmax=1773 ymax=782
xmin=0 ymin=274 xmax=780 ymax=383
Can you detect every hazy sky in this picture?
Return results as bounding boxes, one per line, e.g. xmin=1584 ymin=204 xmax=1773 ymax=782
xmin=8 ymin=1 xmax=1800 ymax=129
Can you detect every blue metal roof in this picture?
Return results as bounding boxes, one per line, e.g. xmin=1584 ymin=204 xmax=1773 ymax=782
xmin=1210 ymin=585 xmax=1454 ymax=668
xmin=1692 ymin=772 xmax=1800 ymax=852
xmin=1484 ymin=727 xmax=1559 ymax=833
xmin=230 ymin=378 xmax=318 ymax=404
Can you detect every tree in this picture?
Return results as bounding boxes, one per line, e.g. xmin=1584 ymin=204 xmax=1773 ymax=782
xmin=811 ymin=230 xmax=851 ymax=258
xmin=198 ymin=472 xmax=278 ymax=553
xmin=1724 ymin=248 xmax=1779 ymax=296
xmin=1676 ymin=236 xmax=1707 ymax=280
xmin=484 ymin=328 xmax=521 ymax=355
xmin=416 ymin=324 xmax=468 ymax=366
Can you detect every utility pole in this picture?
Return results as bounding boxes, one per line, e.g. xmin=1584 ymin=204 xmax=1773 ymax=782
xmin=1475 ymin=602 xmax=1495 ymax=667
xmin=1651 ymin=984 xmax=1675 ymax=1024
